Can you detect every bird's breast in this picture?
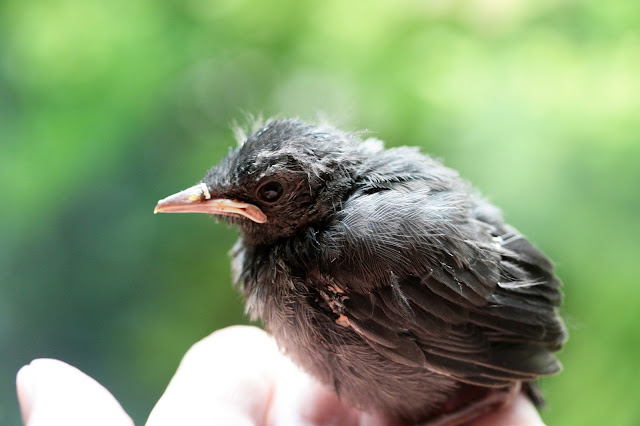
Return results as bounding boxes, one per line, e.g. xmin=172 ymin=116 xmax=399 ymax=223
xmin=258 ymin=272 xmax=457 ymax=421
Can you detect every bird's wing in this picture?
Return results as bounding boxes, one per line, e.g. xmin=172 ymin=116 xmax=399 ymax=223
xmin=318 ymin=185 xmax=566 ymax=388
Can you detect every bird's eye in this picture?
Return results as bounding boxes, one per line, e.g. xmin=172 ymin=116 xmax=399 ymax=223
xmin=257 ymin=180 xmax=284 ymax=203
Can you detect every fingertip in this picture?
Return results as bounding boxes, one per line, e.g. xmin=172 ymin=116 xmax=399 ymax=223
xmin=16 ymin=364 xmax=34 ymax=425
xmin=16 ymin=359 xmax=67 ymax=425
xmin=16 ymin=358 xmax=134 ymax=426
xmin=147 ymin=326 xmax=279 ymax=426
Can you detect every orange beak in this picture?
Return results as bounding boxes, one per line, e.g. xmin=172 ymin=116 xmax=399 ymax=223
xmin=154 ymin=183 xmax=267 ymax=223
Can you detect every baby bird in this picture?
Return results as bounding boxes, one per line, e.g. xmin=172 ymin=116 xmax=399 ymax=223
xmin=155 ymin=118 xmax=566 ymax=425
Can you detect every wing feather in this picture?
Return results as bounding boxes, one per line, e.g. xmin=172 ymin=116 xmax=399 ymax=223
xmin=319 ymin=181 xmax=567 ymax=388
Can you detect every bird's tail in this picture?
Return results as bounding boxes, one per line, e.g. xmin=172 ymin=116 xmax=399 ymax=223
xmin=523 ymin=380 xmax=546 ymax=408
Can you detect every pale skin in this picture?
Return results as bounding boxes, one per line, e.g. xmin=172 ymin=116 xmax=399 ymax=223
xmin=16 ymin=326 xmax=545 ymax=426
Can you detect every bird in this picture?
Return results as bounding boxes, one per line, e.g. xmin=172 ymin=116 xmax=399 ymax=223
xmin=154 ymin=118 xmax=567 ymax=425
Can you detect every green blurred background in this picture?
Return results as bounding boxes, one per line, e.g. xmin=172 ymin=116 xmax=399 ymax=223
xmin=1 ymin=0 xmax=639 ymax=424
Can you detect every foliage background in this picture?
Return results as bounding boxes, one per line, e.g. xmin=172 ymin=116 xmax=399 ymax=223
xmin=2 ymin=0 xmax=639 ymax=424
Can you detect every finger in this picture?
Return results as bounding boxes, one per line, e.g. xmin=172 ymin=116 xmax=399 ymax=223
xmin=266 ymin=353 xmax=360 ymax=426
xmin=146 ymin=326 xmax=280 ymax=426
xmin=16 ymin=359 xmax=133 ymax=426
xmin=473 ymin=393 xmax=545 ymax=426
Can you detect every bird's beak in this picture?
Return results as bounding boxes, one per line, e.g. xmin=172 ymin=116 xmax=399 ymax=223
xmin=154 ymin=183 xmax=267 ymax=223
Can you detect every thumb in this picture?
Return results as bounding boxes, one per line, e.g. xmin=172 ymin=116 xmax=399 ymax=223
xmin=17 ymin=359 xmax=133 ymax=426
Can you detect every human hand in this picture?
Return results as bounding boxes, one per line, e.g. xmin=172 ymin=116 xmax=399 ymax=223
xmin=17 ymin=326 xmax=545 ymax=425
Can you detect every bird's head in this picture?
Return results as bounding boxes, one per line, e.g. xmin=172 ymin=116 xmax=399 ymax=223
xmin=155 ymin=118 xmax=364 ymax=246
